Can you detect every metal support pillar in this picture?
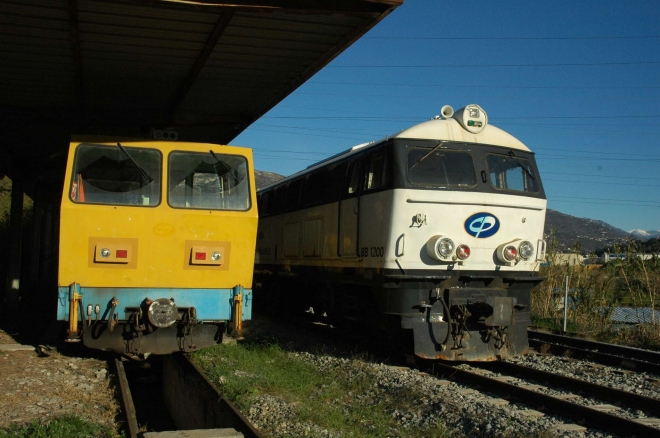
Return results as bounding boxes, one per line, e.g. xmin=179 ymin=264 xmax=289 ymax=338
xmin=4 ymin=176 xmax=23 ymax=320
xmin=563 ymin=276 xmax=569 ymax=333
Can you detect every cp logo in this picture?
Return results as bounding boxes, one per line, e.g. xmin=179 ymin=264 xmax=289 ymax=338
xmin=465 ymin=212 xmax=500 ymax=238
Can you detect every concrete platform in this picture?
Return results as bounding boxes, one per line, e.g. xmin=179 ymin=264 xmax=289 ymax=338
xmin=143 ymin=429 xmax=243 ymax=438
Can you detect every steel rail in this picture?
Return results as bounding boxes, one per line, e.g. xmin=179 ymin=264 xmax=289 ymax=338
xmin=528 ymin=330 xmax=660 ymax=374
xmin=114 ymin=357 xmax=139 ymax=438
xmin=478 ymin=361 xmax=660 ymax=417
xmin=529 ymin=330 xmax=660 ymax=363
xmin=173 ymin=353 xmax=265 ymax=438
xmin=430 ymin=362 xmax=660 ymax=438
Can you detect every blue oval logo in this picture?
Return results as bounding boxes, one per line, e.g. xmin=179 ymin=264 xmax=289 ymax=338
xmin=465 ymin=212 xmax=500 ymax=238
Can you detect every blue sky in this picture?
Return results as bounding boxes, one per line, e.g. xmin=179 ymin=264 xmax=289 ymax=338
xmin=232 ymin=1 xmax=660 ymax=232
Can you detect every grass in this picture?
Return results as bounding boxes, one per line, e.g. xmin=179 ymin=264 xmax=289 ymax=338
xmin=593 ymin=324 xmax=660 ymax=350
xmin=191 ymin=339 xmax=448 ymax=438
xmin=530 ymin=231 xmax=660 ymax=349
xmin=0 ymin=416 xmax=123 ymax=438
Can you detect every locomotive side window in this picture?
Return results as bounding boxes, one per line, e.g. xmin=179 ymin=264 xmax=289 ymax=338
xmin=326 ymin=161 xmax=347 ymax=202
xmin=486 ymin=154 xmax=539 ymax=193
xmin=70 ymin=144 xmax=162 ymax=206
xmin=168 ymin=151 xmax=250 ymax=210
xmin=301 ymin=168 xmax=327 ymax=206
xmin=407 ymin=148 xmax=476 ymax=187
xmin=365 ymin=152 xmax=388 ymax=191
xmin=271 ymin=185 xmax=286 ymax=214
xmin=258 ymin=191 xmax=271 ymax=215
xmin=285 ymin=179 xmax=303 ymax=211
xmin=346 ymin=160 xmax=362 ymax=195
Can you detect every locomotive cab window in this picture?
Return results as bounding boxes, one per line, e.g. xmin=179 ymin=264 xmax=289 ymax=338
xmin=70 ymin=144 xmax=161 ymax=206
xmin=407 ymin=147 xmax=476 ymax=187
xmin=487 ymin=153 xmax=539 ymax=193
xmin=168 ymin=151 xmax=250 ymax=210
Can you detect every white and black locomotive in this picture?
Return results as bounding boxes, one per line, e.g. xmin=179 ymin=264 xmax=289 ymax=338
xmin=255 ymin=105 xmax=546 ymax=361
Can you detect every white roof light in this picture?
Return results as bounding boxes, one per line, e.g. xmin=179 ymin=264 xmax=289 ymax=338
xmin=454 ymin=104 xmax=488 ymax=134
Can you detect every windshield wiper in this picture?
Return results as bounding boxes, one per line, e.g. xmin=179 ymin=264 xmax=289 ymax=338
xmin=507 ymin=150 xmax=536 ymax=181
xmin=210 ymin=150 xmax=239 ymax=184
xmin=411 ymin=141 xmax=446 ymax=170
xmin=117 ymin=142 xmax=153 ymax=184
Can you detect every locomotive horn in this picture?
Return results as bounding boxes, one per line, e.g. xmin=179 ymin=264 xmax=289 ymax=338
xmin=440 ymin=105 xmax=454 ymax=119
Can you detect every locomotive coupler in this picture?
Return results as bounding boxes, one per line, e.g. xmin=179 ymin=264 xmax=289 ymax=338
xmin=483 ymin=297 xmax=516 ymax=327
xmin=491 ymin=326 xmax=509 ymax=349
xmin=181 ymin=307 xmax=198 ymax=349
xmin=107 ymin=298 xmax=119 ymax=333
xmin=128 ymin=307 xmax=147 ymax=355
xmin=451 ymin=304 xmax=470 ymax=349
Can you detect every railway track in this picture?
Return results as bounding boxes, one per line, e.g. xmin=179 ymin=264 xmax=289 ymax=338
xmin=114 ymin=358 xmax=139 ymax=438
xmin=243 ymin=311 xmax=660 ymax=435
xmin=426 ymin=358 xmax=660 ymax=437
xmin=528 ymin=330 xmax=660 ymax=374
xmin=114 ymin=354 xmax=263 ymax=438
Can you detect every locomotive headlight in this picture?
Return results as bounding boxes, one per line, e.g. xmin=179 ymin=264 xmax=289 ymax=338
xmin=426 ymin=235 xmax=455 ymax=261
xmin=100 ymin=248 xmax=111 ymax=258
xmin=456 ymin=244 xmax=471 ymax=260
xmin=211 ymin=251 xmax=221 ymax=261
xmin=148 ymin=298 xmax=178 ymax=328
xmin=518 ymin=241 xmax=534 ymax=260
xmin=437 ymin=238 xmax=455 ymax=258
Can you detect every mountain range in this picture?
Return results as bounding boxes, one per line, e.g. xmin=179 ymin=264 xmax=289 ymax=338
xmin=543 ymin=209 xmax=633 ymax=253
xmin=253 ymin=170 xmax=650 ymax=254
xmin=628 ymin=229 xmax=660 ymax=240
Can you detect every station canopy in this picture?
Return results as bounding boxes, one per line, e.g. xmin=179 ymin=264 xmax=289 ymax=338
xmin=0 ymin=0 xmax=402 ymax=187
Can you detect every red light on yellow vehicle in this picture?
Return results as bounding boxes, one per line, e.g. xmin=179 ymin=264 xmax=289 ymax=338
xmin=94 ymin=243 xmax=131 ymax=264
xmin=190 ymin=246 xmax=222 ymax=265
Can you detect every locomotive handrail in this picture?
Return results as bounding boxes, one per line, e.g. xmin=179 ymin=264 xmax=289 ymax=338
xmin=383 ymin=274 xmax=451 ymax=280
xmin=406 ymin=198 xmax=544 ymax=211
xmin=459 ymin=275 xmax=496 ymax=281
xmin=503 ymin=277 xmax=546 ymax=283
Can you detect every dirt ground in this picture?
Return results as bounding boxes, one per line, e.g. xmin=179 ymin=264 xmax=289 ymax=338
xmin=0 ymin=330 xmax=119 ymax=430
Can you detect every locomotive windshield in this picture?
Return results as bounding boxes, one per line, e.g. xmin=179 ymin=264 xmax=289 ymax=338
xmin=70 ymin=144 xmax=162 ymax=206
xmin=407 ymin=148 xmax=477 ymax=187
xmin=487 ymin=153 xmax=540 ymax=193
xmin=168 ymin=151 xmax=250 ymax=211
xmin=397 ymin=140 xmax=544 ymax=198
